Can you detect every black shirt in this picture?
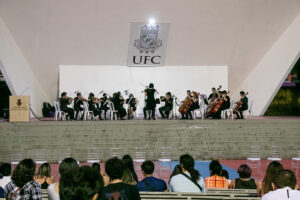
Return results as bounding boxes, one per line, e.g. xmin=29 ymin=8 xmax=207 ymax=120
xmin=101 ymin=182 xmax=141 ymax=200
xmin=146 ymin=88 xmax=156 ymax=109
xmin=241 ymin=96 xmax=248 ymax=110
xmin=235 ymin=178 xmax=257 ymax=189
xmin=222 ymin=96 xmax=231 ymax=109
xmin=74 ymin=97 xmax=83 ymax=110
xmin=60 ymin=98 xmax=69 ymax=110
xmin=208 ymin=93 xmax=216 ymax=100
xmin=161 ymin=97 xmax=173 ymax=108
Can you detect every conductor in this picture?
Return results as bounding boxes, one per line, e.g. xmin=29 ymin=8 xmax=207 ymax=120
xmin=144 ymin=83 xmax=156 ymax=120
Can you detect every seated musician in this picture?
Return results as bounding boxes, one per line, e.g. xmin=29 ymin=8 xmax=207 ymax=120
xmin=208 ymin=87 xmax=217 ymax=101
xmin=181 ymin=90 xmax=192 ymax=119
xmin=59 ymin=92 xmax=74 ymax=120
xmin=126 ymin=94 xmax=137 ymax=119
xmin=187 ymin=92 xmax=200 ymax=119
xmin=144 ymin=83 xmax=156 ymax=120
xmin=100 ymin=93 xmax=109 ymax=120
xmin=159 ymin=92 xmax=173 ymax=119
xmin=88 ymin=93 xmax=101 ymax=119
xmin=74 ymin=92 xmax=87 ymax=120
xmin=213 ymin=90 xmax=230 ymax=119
xmin=111 ymin=92 xmax=127 ymax=119
xmin=235 ymin=91 xmax=248 ymax=119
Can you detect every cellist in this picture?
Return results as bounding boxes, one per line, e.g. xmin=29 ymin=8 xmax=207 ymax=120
xmin=213 ymin=90 xmax=231 ymax=119
xmin=234 ymin=91 xmax=248 ymax=119
xmin=180 ymin=90 xmax=193 ymax=119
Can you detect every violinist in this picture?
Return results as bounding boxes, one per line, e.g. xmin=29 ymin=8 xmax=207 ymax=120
xmin=126 ymin=94 xmax=137 ymax=119
xmin=111 ymin=92 xmax=127 ymax=119
xmin=100 ymin=93 xmax=109 ymax=120
xmin=234 ymin=91 xmax=248 ymax=119
xmin=74 ymin=92 xmax=87 ymax=120
xmin=213 ymin=90 xmax=230 ymax=119
xmin=88 ymin=93 xmax=102 ymax=119
xmin=59 ymin=92 xmax=74 ymax=120
xmin=180 ymin=90 xmax=193 ymax=119
xmin=159 ymin=92 xmax=173 ymax=119
xmin=187 ymin=92 xmax=200 ymax=119
xmin=144 ymin=83 xmax=157 ymax=120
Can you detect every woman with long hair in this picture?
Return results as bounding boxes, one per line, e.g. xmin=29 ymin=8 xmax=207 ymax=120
xmin=169 ymin=154 xmax=206 ymax=192
xmin=35 ymin=163 xmax=54 ymax=189
xmin=258 ymin=161 xmax=283 ymax=196
xmin=122 ymin=155 xmax=138 ymax=183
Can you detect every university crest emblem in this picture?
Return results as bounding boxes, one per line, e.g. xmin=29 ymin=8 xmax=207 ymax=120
xmin=134 ymin=24 xmax=162 ymax=53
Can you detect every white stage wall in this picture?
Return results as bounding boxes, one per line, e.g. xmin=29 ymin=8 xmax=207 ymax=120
xmin=59 ymin=65 xmax=228 ymax=116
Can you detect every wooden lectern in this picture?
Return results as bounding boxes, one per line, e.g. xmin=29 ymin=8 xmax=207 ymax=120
xmin=9 ymin=96 xmax=30 ymax=122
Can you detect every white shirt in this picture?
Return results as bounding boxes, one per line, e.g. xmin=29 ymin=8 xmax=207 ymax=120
xmin=47 ymin=183 xmax=60 ymax=200
xmin=262 ymin=187 xmax=300 ymax=200
xmin=0 ymin=176 xmax=11 ymax=189
xmin=169 ymin=172 xmax=207 ymax=193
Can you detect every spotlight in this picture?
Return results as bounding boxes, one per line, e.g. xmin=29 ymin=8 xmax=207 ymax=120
xmin=148 ymin=18 xmax=156 ymax=26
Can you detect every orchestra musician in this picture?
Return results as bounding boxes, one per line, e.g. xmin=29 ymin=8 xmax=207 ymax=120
xmin=60 ymin=92 xmax=74 ymax=120
xmin=159 ymin=92 xmax=173 ymax=119
xmin=213 ymin=90 xmax=231 ymax=119
xmin=111 ymin=92 xmax=127 ymax=119
xmin=100 ymin=93 xmax=109 ymax=120
xmin=126 ymin=94 xmax=137 ymax=119
xmin=144 ymin=83 xmax=156 ymax=120
xmin=234 ymin=91 xmax=248 ymax=119
xmin=74 ymin=92 xmax=87 ymax=120
xmin=180 ymin=90 xmax=193 ymax=119
xmin=208 ymin=87 xmax=217 ymax=102
xmin=187 ymin=92 xmax=200 ymax=119
xmin=88 ymin=93 xmax=102 ymax=119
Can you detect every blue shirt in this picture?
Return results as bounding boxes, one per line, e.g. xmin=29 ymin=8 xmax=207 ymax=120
xmin=136 ymin=176 xmax=167 ymax=192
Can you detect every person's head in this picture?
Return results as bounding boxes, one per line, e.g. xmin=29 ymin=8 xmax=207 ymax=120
xmin=212 ymin=88 xmax=216 ymax=93
xmin=221 ymin=169 xmax=229 ymax=179
xmin=263 ymin=161 xmax=283 ymax=194
xmin=129 ymin=94 xmax=134 ymax=98
xmin=237 ymin=164 xmax=252 ymax=179
xmin=217 ymin=91 xmax=222 ymax=97
xmin=61 ymin=92 xmax=67 ymax=98
xmin=122 ymin=155 xmax=135 ymax=172
xmin=187 ymin=90 xmax=191 ymax=96
xmin=59 ymin=157 xmax=79 ymax=176
xmin=60 ymin=166 xmax=104 ymax=200
xmin=169 ymin=164 xmax=182 ymax=183
xmin=37 ymin=163 xmax=51 ymax=178
xmin=77 ymin=93 xmax=82 ymax=97
xmin=141 ymin=161 xmax=154 ymax=176
xmin=122 ymin=167 xmax=136 ymax=185
xmin=88 ymin=93 xmax=94 ymax=99
xmin=222 ymin=90 xmax=227 ymax=96
xmin=149 ymin=83 xmax=154 ymax=88
xmin=240 ymin=91 xmax=245 ymax=97
xmin=179 ymin=154 xmax=200 ymax=182
xmin=11 ymin=159 xmax=36 ymax=187
xmin=272 ymin=170 xmax=298 ymax=190
xmin=92 ymin=163 xmax=101 ymax=173
xmin=209 ymin=160 xmax=222 ymax=176
xmin=0 ymin=163 xmax=11 ymax=176
xmin=103 ymin=93 xmax=107 ymax=98
xmin=105 ymin=157 xmax=124 ymax=181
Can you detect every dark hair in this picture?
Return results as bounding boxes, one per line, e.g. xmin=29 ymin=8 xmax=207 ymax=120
xmin=273 ymin=170 xmax=297 ymax=189
xmin=180 ymin=154 xmax=200 ymax=182
xmin=122 ymin=167 xmax=137 ymax=185
xmin=212 ymin=88 xmax=216 ymax=90
xmin=166 ymin=92 xmax=171 ymax=96
xmin=209 ymin=160 xmax=222 ymax=176
xmin=240 ymin=91 xmax=245 ymax=95
xmin=262 ymin=161 xmax=283 ymax=194
xmin=105 ymin=157 xmax=124 ymax=180
xmin=149 ymin=83 xmax=154 ymax=88
xmin=169 ymin=164 xmax=182 ymax=183
xmin=221 ymin=169 xmax=229 ymax=179
xmin=0 ymin=163 xmax=11 ymax=176
xmin=59 ymin=166 xmax=104 ymax=200
xmin=77 ymin=93 xmax=81 ymax=97
xmin=141 ymin=161 xmax=154 ymax=175
xmin=187 ymin=90 xmax=191 ymax=93
xmin=59 ymin=157 xmax=79 ymax=175
xmin=88 ymin=93 xmax=95 ymax=100
xmin=92 ymin=163 xmax=101 ymax=173
xmin=122 ymin=155 xmax=138 ymax=182
xmin=11 ymin=159 xmax=36 ymax=187
xmin=222 ymin=90 xmax=227 ymax=94
xmin=238 ymin=164 xmax=252 ymax=179
xmin=37 ymin=163 xmax=51 ymax=178
xmin=61 ymin=92 xmax=67 ymax=97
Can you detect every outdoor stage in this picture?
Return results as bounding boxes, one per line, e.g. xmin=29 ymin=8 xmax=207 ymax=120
xmin=0 ymin=117 xmax=299 ymax=163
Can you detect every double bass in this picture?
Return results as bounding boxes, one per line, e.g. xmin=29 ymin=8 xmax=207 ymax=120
xmin=233 ymin=92 xmax=248 ymax=114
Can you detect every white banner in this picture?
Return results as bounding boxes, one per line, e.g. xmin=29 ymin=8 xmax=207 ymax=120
xmin=127 ymin=22 xmax=170 ymax=67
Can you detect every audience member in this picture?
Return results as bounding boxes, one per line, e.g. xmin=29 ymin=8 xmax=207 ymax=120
xmin=221 ymin=169 xmax=229 ymax=180
xmin=258 ymin=161 xmax=283 ymax=196
xmin=262 ymin=170 xmax=300 ymax=200
xmin=205 ymin=160 xmax=229 ymax=189
xmin=122 ymin=167 xmax=137 ymax=185
xmin=48 ymin=158 xmax=79 ymax=200
xmin=59 ymin=166 xmax=104 ymax=200
xmin=169 ymin=154 xmax=206 ymax=192
xmin=0 ymin=163 xmax=11 ymax=189
xmin=136 ymin=160 xmax=167 ymax=192
xmin=229 ymin=164 xmax=257 ymax=189
xmin=101 ymin=157 xmax=140 ymax=200
xmin=4 ymin=159 xmax=42 ymax=200
xmin=122 ymin=155 xmax=138 ymax=183
xmin=34 ymin=163 xmax=53 ymax=189
xmin=168 ymin=164 xmax=181 ymax=184
xmin=92 ymin=163 xmax=109 ymax=186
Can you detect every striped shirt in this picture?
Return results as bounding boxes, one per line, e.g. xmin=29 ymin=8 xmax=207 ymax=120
xmin=204 ymin=175 xmax=229 ymax=189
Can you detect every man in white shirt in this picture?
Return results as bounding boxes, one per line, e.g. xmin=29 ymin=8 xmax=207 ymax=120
xmin=262 ymin=170 xmax=300 ymax=200
xmin=0 ymin=163 xmax=12 ymax=189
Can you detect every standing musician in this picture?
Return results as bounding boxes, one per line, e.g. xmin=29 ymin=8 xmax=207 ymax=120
xmin=88 ymin=93 xmax=102 ymax=119
xmin=111 ymin=92 xmax=127 ymax=119
xmin=59 ymin=92 xmax=74 ymax=120
xmin=74 ymin=92 xmax=87 ymax=120
xmin=126 ymin=94 xmax=137 ymax=119
xmin=234 ymin=91 xmax=248 ymax=119
xmin=187 ymin=92 xmax=200 ymax=119
xmin=180 ymin=90 xmax=193 ymax=119
xmin=213 ymin=90 xmax=231 ymax=119
xmin=159 ymin=92 xmax=173 ymax=119
xmin=100 ymin=93 xmax=109 ymax=120
xmin=144 ymin=83 xmax=157 ymax=120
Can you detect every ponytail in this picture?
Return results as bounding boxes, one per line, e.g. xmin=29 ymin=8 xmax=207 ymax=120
xmin=180 ymin=154 xmax=200 ymax=182
xmin=188 ymin=166 xmax=200 ymax=182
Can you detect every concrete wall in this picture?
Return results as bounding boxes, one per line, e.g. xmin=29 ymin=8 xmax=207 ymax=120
xmin=0 ymin=120 xmax=299 ymax=162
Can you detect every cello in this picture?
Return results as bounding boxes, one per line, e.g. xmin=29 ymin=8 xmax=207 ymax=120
xmin=233 ymin=92 xmax=248 ymax=114
xmin=179 ymin=93 xmax=193 ymax=115
xmin=209 ymin=90 xmax=230 ymax=116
